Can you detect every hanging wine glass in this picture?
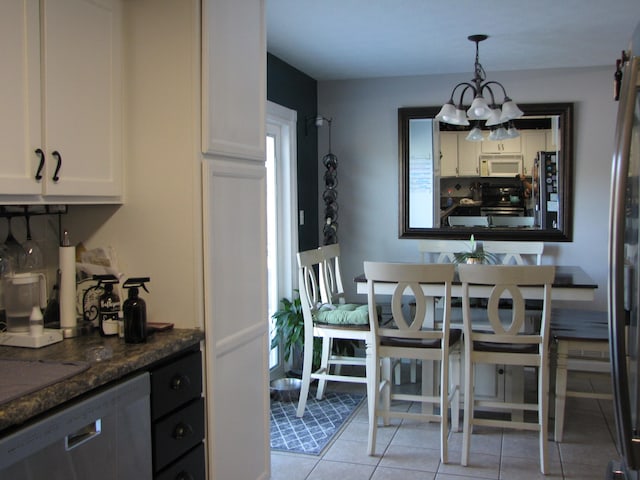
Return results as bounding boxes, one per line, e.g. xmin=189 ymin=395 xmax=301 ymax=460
xmin=19 ymin=213 xmax=43 ymax=270
xmin=3 ymin=217 xmax=22 ymax=270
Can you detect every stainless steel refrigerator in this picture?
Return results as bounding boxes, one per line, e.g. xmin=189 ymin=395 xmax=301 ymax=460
xmin=608 ymin=20 xmax=640 ymax=480
xmin=535 ymin=151 xmax=561 ymax=229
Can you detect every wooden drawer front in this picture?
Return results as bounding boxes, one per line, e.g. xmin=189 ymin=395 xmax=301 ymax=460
xmin=153 ymin=398 xmax=205 ymax=472
xmin=155 ymin=443 xmax=206 ymax=480
xmin=151 ymin=351 xmax=202 ymax=419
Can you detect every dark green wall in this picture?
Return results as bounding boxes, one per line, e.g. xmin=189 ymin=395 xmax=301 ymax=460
xmin=267 ymin=53 xmax=319 ymax=251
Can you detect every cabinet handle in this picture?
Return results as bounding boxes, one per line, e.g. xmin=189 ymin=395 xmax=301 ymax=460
xmin=173 ymin=422 xmax=194 ymax=440
xmin=176 ymin=472 xmax=195 ymax=480
xmin=34 ymin=148 xmax=46 ymax=181
xmin=171 ymin=374 xmax=191 ymax=391
xmin=51 ymin=150 xmax=62 ymax=182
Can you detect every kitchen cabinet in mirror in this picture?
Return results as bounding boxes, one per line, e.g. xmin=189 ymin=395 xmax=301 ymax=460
xmin=399 ymin=103 xmax=573 ymax=241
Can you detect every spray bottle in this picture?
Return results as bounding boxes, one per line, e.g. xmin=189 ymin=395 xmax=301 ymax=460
xmin=122 ymin=277 xmax=150 ymax=344
xmin=96 ymin=274 xmax=120 ymax=337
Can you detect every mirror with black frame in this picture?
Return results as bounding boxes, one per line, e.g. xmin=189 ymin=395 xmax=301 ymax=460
xmin=399 ymin=102 xmax=573 ymax=241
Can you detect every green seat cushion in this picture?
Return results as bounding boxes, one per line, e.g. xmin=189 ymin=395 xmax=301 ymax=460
xmin=314 ymin=303 xmax=370 ymax=325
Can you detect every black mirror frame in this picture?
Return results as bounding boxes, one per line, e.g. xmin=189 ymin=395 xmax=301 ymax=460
xmin=398 ymin=102 xmax=574 ymax=241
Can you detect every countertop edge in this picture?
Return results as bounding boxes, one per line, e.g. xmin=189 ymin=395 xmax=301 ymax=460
xmin=0 ymin=328 xmax=205 ymax=433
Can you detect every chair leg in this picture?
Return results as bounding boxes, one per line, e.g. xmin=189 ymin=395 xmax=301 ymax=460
xmin=539 ymin=357 xmax=550 ymax=474
xmin=461 ymin=356 xmax=474 ymax=466
xmin=440 ymin=353 xmax=449 ymax=464
xmin=394 ymin=359 xmax=401 ymax=385
xmin=421 ymin=360 xmax=435 ymax=416
xmin=554 ymin=341 xmax=569 ymax=442
xmin=296 ymin=334 xmax=315 ymax=417
xmin=381 ymin=357 xmax=392 ymax=426
xmin=316 ymin=337 xmax=332 ymax=399
xmin=366 ymin=339 xmax=379 ymax=455
xmin=450 ymin=351 xmax=461 ymax=433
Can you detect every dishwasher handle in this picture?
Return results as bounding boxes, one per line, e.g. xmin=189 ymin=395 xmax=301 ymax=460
xmin=65 ymin=419 xmax=102 ymax=451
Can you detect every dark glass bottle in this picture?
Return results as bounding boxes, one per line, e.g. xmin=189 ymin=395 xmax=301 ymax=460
xmin=123 ymin=286 xmax=147 ymax=343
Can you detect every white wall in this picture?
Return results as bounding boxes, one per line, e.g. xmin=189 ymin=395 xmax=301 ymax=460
xmin=64 ymin=0 xmax=203 ymax=328
xmin=317 ymin=66 xmax=614 ymax=310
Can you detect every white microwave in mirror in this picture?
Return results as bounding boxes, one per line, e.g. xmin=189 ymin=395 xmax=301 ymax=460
xmin=480 ymin=154 xmax=523 ymax=177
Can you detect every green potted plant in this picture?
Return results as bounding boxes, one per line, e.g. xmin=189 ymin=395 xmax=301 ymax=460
xmin=453 ymin=235 xmax=498 ymax=264
xmin=271 ymin=291 xmax=321 ymax=373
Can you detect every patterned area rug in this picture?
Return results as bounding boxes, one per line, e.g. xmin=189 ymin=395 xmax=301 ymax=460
xmin=270 ymin=391 xmax=364 ymax=455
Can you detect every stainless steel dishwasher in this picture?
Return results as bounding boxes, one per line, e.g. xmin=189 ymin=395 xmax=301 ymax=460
xmin=0 ymin=372 xmax=151 ymax=479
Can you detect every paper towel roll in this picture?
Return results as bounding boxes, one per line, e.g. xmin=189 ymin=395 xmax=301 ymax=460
xmin=59 ymin=245 xmax=77 ymax=335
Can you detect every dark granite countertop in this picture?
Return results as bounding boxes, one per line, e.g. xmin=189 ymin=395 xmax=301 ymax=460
xmin=0 ymin=328 xmax=204 ymax=433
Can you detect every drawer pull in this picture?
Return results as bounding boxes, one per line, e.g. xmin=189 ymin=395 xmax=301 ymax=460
xmin=171 ymin=374 xmax=191 ymax=391
xmin=173 ymin=422 xmax=194 ymax=440
xmin=176 ymin=472 xmax=195 ymax=480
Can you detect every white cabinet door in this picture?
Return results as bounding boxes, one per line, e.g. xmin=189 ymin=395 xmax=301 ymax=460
xmin=202 ymin=0 xmax=265 ymax=161
xmin=521 ymin=131 xmax=546 ymax=176
xmin=457 ymin=134 xmax=480 ymax=176
xmin=41 ymin=0 xmax=122 ymax=198
xmin=481 ymin=136 xmax=521 ymax=154
xmin=440 ymin=132 xmax=458 ymax=177
xmin=0 ymin=0 xmax=42 ymax=195
xmin=441 ymin=132 xmax=479 ymax=177
xmin=0 ymin=0 xmax=122 ymax=203
xmin=202 ymin=1 xmax=269 ymax=479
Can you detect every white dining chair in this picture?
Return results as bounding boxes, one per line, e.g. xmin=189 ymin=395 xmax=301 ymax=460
xmin=482 ymin=241 xmax=544 ymax=265
xmin=295 ymin=248 xmax=377 ymax=421
xmin=489 ymin=216 xmax=535 ymax=228
xmin=364 ymin=261 xmax=461 ymax=463
xmin=318 ymin=243 xmax=348 ymax=305
xmin=458 ymin=264 xmax=555 ymax=475
xmin=448 ymin=216 xmax=490 ymax=227
xmin=550 ymin=308 xmax=612 ymax=442
xmin=417 ymin=239 xmax=470 ymax=264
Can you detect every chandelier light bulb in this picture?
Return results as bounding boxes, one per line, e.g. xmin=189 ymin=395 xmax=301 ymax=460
xmin=467 ymin=96 xmax=491 ymax=120
xmin=466 ymin=126 xmax=485 ymax=142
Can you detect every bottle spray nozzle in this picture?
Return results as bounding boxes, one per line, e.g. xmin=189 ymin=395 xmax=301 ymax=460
xmin=92 ymin=274 xmax=120 ymax=286
xmin=123 ymin=277 xmax=150 ymax=293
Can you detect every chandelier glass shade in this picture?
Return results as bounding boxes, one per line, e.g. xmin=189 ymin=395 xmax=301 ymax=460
xmin=436 ymin=35 xmax=524 ymax=140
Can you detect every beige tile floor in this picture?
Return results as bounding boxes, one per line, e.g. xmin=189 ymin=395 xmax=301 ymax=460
xmin=270 ymin=368 xmax=620 ymax=479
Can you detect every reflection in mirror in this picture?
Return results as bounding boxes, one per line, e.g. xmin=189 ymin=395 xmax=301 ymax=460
xmin=399 ymin=103 xmax=573 ymax=241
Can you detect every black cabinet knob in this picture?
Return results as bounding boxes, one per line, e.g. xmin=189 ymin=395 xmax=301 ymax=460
xmin=173 ymin=422 xmax=193 ymax=440
xmin=176 ymin=472 xmax=195 ymax=480
xmin=170 ymin=374 xmax=191 ymax=391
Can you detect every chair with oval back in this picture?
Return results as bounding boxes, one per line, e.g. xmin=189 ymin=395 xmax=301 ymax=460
xmin=364 ymin=261 xmax=461 ymax=463
xmin=458 ymin=264 xmax=555 ymax=474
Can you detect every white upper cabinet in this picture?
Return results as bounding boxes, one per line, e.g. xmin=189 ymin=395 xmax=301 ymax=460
xmin=202 ymin=0 xmax=265 ymax=160
xmin=0 ymin=0 xmax=42 ymax=196
xmin=441 ymin=132 xmax=479 ymax=177
xmin=440 ymin=132 xmax=458 ymax=177
xmin=481 ymin=136 xmax=521 ymax=154
xmin=457 ymin=135 xmax=480 ymax=176
xmin=0 ymin=0 xmax=123 ymax=203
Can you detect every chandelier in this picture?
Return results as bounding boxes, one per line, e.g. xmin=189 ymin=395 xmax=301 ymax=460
xmin=435 ymin=34 xmax=524 ymax=141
